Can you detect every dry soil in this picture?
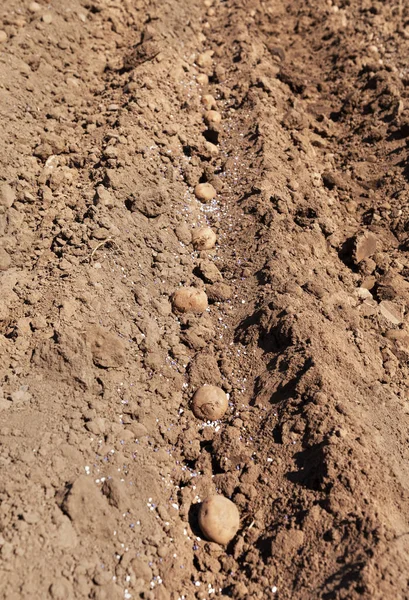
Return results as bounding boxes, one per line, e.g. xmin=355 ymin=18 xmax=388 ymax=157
xmin=1 ymin=0 xmax=409 ymax=599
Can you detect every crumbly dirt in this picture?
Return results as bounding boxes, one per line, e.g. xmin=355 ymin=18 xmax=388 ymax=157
xmin=1 ymin=0 xmax=409 ymax=598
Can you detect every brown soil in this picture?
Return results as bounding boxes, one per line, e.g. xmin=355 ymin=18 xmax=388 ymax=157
xmin=1 ymin=0 xmax=409 ymax=598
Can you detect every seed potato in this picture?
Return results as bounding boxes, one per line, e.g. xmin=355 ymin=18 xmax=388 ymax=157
xmin=191 ymin=385 xmax=228 ymax=420
xmin=194 ymin=182 xmax=216 ymax=203
xmin=198 ymin=495 xmax=240 ymax=545
xmin=192 ymin=227 xmax=216 ymax=250
xmin=172 ymin=287 xmax=208 ymax=314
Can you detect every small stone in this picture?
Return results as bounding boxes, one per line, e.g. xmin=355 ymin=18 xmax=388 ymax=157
xmin=95 ymin=185 xmax=115 ymax=208
xmin=379 ymin=300 xmax=403 ymax=325
xmin=361 ymin=275 xmax=376 ymax=290
xmin=359 ymin=297 xmax=378 ymax=317
xmin=0 ymin=183 xmax=15 ymax=208
xmin=197 ymin=73 xmax=209 ymax=85
xmin=206 ymin=282 xmax=232 ymax=302
xmin=0 ymin=248 xmax=11 ymax=271
xmin=197 ymin=50 xmax=214 ymax=69
xmin=204 ymin=141 xmax=219 ymax=156
xmin=202 ymin=94 xmax=216 ymax=110
xmin=196 ymin=260 xmax=222 ymax=283
xmin=42 ymin=13 xmax=53 ymax=24
xmin=194 ymin=182 xmax=216 ymax=203
xmin=204 ymin=110 xmax=221 ymax=128
xmin=356 ymin=287 xmax=372 ymax=300
xmin=0 ymin=31 xmax=7 ymax=44
xmin=353 ymin=231 xmax=377 ymax=264
xmin=28 ymin=1 xmax=41 ymax=12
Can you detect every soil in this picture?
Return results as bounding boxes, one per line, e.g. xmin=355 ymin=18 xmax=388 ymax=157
xmin=1 ymin=0 xmax=409 ymax=598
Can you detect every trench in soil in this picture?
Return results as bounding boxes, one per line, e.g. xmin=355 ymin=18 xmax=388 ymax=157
xmin=1 ymin=0 xmax=409 ymax=599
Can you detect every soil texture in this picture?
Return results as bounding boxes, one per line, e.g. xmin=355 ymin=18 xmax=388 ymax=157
xmin=1 ymin=0 xmax=409 ymax=599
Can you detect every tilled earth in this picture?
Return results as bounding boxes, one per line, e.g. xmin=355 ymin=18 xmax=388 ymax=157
xmin=1 ymin=0 xmax=409 ymax=598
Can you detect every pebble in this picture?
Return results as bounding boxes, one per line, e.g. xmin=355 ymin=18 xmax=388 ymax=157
xmin=197 ymin=50 xmax=214 ymax=69
xmin=206 ymin=282 xmax=232 ymax=302
xmin=95 ymin=185 xmax=115 ymax=208
xmin=202 ymin=94 xmax=217 ymax=110
xmin=28 ymin=1 xmax=41 ymax=12
xmin=0 ymin=183 xmax=15 ymax=208
xmin=356 ymin=287 xmax=372 ymax=300
xmin=353 ymin=231 xmax=377 ymax=264
xmin=197 ymin=73 xmax=209 ymax=86
xmin=0 ymin=248 xmax=11 ymax=271
xmin=194 ymin=182 xmax=216 ymax=203
xmin=0 ymin=31 xmax=7 ymax=44
xmin=42 ymin=13 xmax=53 ymax=24
xmin=379 ymin=300 xmax=403 ymax=325
xmin=196 ymin=260 xmax=223 ymax=283
xmin=204 ymin=141 xmax=219 ymax=156
xmin=204 ymin=110 xmax=222 ymax=128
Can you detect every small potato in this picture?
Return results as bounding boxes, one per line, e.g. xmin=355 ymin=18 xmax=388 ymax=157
xmin=194 ymin=182 xmax=216 ymax=203
xmin=202 ymin=94 xmax=217 ymax=110
xmin=191 ymin=385 xmax=228 ymax=420
xmin=192 ymin=227 xmax=216 ymax=250
xmin=204 ymin=110 xmax=221 ymax=127
xmin=172 ymin=287 xmax=208 ymax=314
xmin=198 ymin=495 xmax=240 ymax=545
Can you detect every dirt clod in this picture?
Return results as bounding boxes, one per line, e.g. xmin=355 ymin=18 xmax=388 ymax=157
xmin=2 ymin=0 xmax=409 ymax=597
